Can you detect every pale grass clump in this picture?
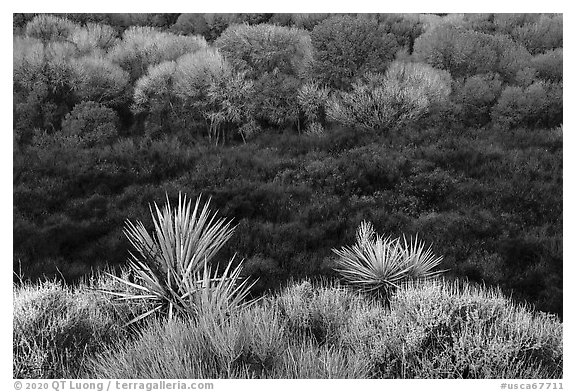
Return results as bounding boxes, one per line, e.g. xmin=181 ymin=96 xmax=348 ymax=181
xmin=103 ymin=194 xmax=256 ymax=325
xmin=13 ymin=276 xmax=141 ymax=379
xmin=277 ymin=280 xmax=355 ymax=344
xmin=272 ymin=337 xmax=371 ymax=378
xmin=88 ymin=303 xmax=287 ymax=379
xmin=332 ymin=221 xmax=444 ymax=298
xmin=87 ymin=278 xmax=562 ymax=379
xmin=380 ymin=279 xmax=562 ymax=378
xmin=239 ymin=301 xmax=287 ymax=373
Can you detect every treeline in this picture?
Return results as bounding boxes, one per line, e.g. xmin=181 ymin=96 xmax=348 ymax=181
xmin=13 ymin=14 xmax=562 ymax=315
xmin=14 ymin=13 xmax=562 ymax=142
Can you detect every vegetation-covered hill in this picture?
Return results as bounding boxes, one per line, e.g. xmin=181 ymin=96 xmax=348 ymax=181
xmin=13 ymin=13 xmax=562 ymax=321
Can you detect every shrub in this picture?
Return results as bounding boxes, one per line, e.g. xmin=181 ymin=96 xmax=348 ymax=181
xmin=278 ymin=280 xmax=353 ymax=345
xmin=387 ymin=279 xmax=562 ymax=378
xmin=69 ymin=23 xmax=118 ymax=56
xmin=103 ymin=194 xmax=256 ymax=324
xmin=206 ymin=71 xmax=256 ymax=144
xmin=172 ymin=49 xmax=236 ymax=135
xmin=269 ymin=13 xmax=332 ymax=31
xmin=490 ymin=34 xmax=534 ymax=83
xmin=453 ymin=73 xmax=503 ymax=127
xmin=532 ymin=48 xmax=563 ymax=82
xmin=332 ymin=221 xmax=444 ymax=299
xmin=297 ymin=81 xmax=330 ymax=131
xmin=25 ymin=14 xmax=78 ymax=42
xmin=132 ymin=61 xmax=180 ymax=136
xmin=413 ymin=25 xmax=532 ymax=81
xmin=132 ymin=48 xmax=254 ymax=142
xmin=491 ymin=81 xmax=562 ymax=129
xmin=61 ymin=101 xmax=119 ymax=146
xmin=171 ymin=13 xmax=240 ymax=41
xmin=216 ymin=23 xmax=312 ymax=127
xmin=216 ymin=23 xmax=312 ymax=79
xmin=310 ymin=15 xmax=400 ymax=90
xmin=107 ymin=26 xmax=208 ymax=81
xmin=374 ymin=13 xmax=425 ymax=53
xmin=327 ymin=62 xmax=451 ymax=131
xmin=251 ymin=72 xmax=302 ymax=127
xmin=492 ymin=13 xmax=541 ymax=35
xmin=71 ymin=56 xmax=130 ymax=106
xmin=413 ymin=25 xmax=496 ymax=79
xmin=13 ymin=38 xmax=78 ymax=131
xmin=87 ymin=278 xmax=561 ymax=379
xmin=13 ymin=277 xmax=140 ymax=378
xmin=511 ymin=14 xmax=562 ymax=54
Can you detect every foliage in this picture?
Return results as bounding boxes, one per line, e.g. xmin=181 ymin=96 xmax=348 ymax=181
xmin=132 ymin=48 xmax=254 ymax=142
xmin=216 ymin=23 xmax=312 ymax=127
xmin=453 ymin=73 xmax=503 ymax=127
xmin=373 ymin=13 xmax=425 ymax=53
xmin=25 ymin=14 xmax=78 ymax=42
xmin=132 ymin=60 xmax=180 ymax=136
xmin=532 ymin=48 xmax=563 ymax=82
xmin=71 ymin=56 xmax=130 ymax=106
xmin=297 ymin=81 xmax=330 ymax=131
xmin=61 ymin=101 xmax=119 ymax=146
xmin=103 ymin=194 xmax=255 ymax=324
xmin=332 ymin=221 xmax=443 ymax=297
xmin=69 ymin=23 xmax=119 ymax=56
xmin=83 ymin=278 xmax=562 ymax=379
xmin=269 ymin=13 xmax=332 ymax=31
xmin=171 ymin=14 xmax=240 ymax=41
xmin=413 ymin=25 xmax=532 ymax=82
xmin=216 ymin=23 xmax=312 ymax=79
xmin=13 ymin=123 xmax=563 ymax=315
xmin=13 ymin=37 xmax=78 ymax=132
xmin=327 ymin=62 xmax=452 ymax=131
xmin=107 ymin=26 xmax=207 ymax=81
xmin=491 ymin=81 xmax=562 ymax=129
xmin=173 ymin=48 xmax=244 ymax=140
xmin=206 ymin=71 xmax=256 ymax=144
xmin=13 ymin=275 xmax=146 ymax=378
xmin=511 ymin=14 xmax=562 ymax=54
xmin=12 ymin=13 xmax=563 ymax=320
xmin=310 ymin=15 xmax=400 ymax=90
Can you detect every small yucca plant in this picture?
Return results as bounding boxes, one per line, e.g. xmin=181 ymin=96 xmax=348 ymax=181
xmin=102 ymin=193 xmax=256 ymax=325
xmin=332 ymin=221 xmax=444 ymax=298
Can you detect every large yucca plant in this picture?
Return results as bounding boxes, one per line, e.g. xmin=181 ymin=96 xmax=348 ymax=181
xmin=102 ymin=194 xmax=256 ymax=325
xmin=332 ymin=221 xmax=444 ymax=298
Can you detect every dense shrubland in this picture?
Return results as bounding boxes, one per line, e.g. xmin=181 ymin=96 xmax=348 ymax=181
xmin=14 ymin=12 xmax=562 ymax=321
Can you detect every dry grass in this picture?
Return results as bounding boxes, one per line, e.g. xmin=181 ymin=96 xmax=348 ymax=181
xmin=13 ymin=272 xmax=148 ymax=378
xmin=83 ymin=277 xmax=562 ymax=379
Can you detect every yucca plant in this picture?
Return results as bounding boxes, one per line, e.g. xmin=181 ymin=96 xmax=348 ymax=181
xmin=332 ymin=221 xmax=444 ymax=299
xmin=102 ymin=193 xmax=256 ymax=325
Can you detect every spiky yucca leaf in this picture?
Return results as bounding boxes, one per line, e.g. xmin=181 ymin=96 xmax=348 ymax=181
xmin=356 ymin=220 xmax=375 ymax=249
xmin=401 ymin=234 xmax=446 ymax=278
xmin=332 ymin=235 xmax=412 ymax=293
xmin=332 ymin=221 xmax=444 ymax=296
xmin=184 ymin=256 xmax=257 ymax=318
xmin=102 ymin=194 xmax=255 ymax=325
